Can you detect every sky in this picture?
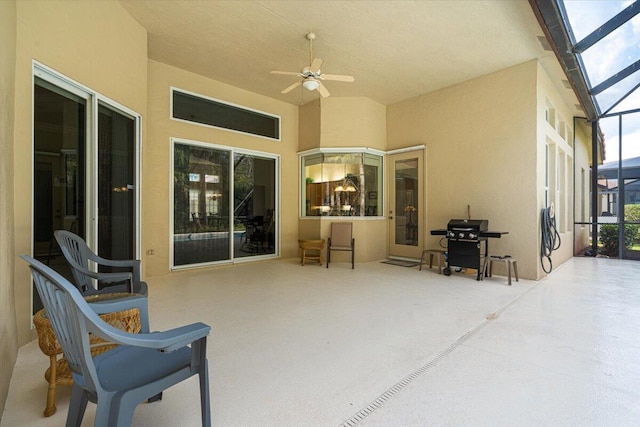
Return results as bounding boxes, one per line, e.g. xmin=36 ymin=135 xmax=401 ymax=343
xmin=563 ymin=0 xmax=640 ymax=163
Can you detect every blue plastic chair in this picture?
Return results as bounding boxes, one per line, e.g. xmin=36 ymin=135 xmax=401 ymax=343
xmin=54 ymin=230 xmax=149 ymax=297
xmin=21 ymin=255 xmax=211 ymax=427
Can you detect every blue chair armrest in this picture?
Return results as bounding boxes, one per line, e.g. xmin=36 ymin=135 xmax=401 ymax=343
xmin=86 ymin=319 xmax=211 ymax=353
xmin=85 ymin=252 xmax=143 ymax=282
xmin=72 ymin=264 xmax=134 ymax=292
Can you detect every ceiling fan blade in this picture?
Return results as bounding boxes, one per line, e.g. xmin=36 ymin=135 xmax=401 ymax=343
xmin=310 ymin=57 xmax=323 ymax=73
xmin=320 ymin=73 xmax=355 ymax=82
xmin=271 ymin=71 xmax=302 ymax=77
xmin=316 ymin=81 xmax=331 ymax=98
xmin=281 ymin=81 xmax=302 ymax=94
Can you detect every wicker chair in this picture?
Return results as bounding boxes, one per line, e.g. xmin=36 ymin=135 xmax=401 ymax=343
xmin=21 ymin=255 xmax=211 ymax=427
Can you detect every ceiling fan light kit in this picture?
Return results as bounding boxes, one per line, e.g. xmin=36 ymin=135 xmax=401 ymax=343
xmin=270 ymin=32 xmax=354 ymax=98
xmin=302 ymin=79 xmax=320 ymax=91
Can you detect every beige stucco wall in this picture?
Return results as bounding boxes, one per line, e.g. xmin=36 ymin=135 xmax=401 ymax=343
xmin=536 ymin=61 xmax=580 ymax=276
xmin=12 ymin=0 xmax=148 ymax=346
xmin=298 ymin=97 xmax=388 ymax=263
xmin=388 ymin=61 xmax=540 ymax=279
xmin=144 ymin=60 xmax=300 ymax=277
xmin=298 ymin=99 xmax=321 ymax=152
xmin=0 ymin=0 xmax=17 ymax=416
xmin=320 ymin=97 xmax=387 ymax=150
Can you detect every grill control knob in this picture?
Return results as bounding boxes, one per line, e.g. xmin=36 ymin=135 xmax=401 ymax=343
xmin=469 ymin=233 xmax=476 ymax=239
xmin=459 ymin=232 xmax=464 ymax=238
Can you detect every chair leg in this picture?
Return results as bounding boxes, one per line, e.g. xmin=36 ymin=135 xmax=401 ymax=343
xmin=65 ymin=385 xmax=88 ymax=427
xmin=326 ymin=249 xmax=330 ymax=268
xmin=44 ymin=355 xmax=57 ymax=417
xmin=114 ymin=397 xmax=138 ymax=427
xmin=200 ymin=360 xmax=211 ymax=427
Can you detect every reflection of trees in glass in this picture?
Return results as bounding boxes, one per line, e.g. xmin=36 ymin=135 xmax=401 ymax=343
xmin=234 ymin=154 xmax=254 ymax=218
xmin=174 ymin=144 xmax=230 ymax=234
xmin=64 ymin=152 xmax=77 ymax=216
xmin=174 ymin=145 xmax=191 ymax=234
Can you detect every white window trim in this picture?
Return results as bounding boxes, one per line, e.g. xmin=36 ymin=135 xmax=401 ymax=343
xmin=169 ymin=137 xmax=281 ymax=271
xmin=169 ymin=86 xmax=282 ymax=142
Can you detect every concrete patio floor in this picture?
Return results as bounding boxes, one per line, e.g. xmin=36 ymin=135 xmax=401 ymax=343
xmin=2 ymin=256 xmax=639 ymax=426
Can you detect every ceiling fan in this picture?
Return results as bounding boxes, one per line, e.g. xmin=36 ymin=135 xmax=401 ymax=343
xmin=271 ymin=32 xmax=354 ymax=98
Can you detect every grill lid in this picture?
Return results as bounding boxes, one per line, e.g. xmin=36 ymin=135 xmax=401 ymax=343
xmin=447 ymin=219 xmax=488 ymax=231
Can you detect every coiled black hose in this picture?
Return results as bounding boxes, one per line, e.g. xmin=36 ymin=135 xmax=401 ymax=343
xmin=540 ymin=206 xmax=561 ymax=273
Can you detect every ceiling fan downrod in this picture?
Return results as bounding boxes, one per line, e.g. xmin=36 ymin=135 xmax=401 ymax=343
xmin=306 ymin=32 xmax=316 ymax=66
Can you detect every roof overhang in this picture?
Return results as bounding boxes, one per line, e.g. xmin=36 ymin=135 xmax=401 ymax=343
xmin=528 ymin=0 xmax=599 ymax=121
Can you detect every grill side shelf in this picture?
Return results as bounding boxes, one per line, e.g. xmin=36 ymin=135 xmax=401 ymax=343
xmin=429 ymin=229 xmax=508 ymax=238
xmin=480 ymin=231 xmax=508 ymax=238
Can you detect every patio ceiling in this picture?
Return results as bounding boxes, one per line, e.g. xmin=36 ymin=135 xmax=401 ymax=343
xmin=119 ymin=0 xmax=580 ymax=109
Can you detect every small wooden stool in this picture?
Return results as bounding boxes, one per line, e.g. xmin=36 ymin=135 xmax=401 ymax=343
xmin=419 ymin=249 xmax=445 ymax=274
xmin=298 ymin=239 xmax=325 ymax=266
xmin=486 ymin=256 xmax=518 ymax=285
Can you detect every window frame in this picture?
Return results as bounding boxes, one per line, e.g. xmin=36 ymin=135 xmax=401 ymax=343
xmin=170 ymin=87 xmax=281 ymax=141
xmin=298 ymin=147 xmax=385 ymax=218
xmin=170 ymin=137 xmax=280 ymax=270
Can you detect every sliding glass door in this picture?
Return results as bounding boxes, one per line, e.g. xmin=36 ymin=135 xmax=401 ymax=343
xmin=97 ymin=104 xmax=137 ymax=262
xmin=172 ymin=140 xmax=278 ymax=268
xmin=33 ymin=66 xmax=140 ymax=312
xmin=173 ymin=143 xmax=231 ymax=266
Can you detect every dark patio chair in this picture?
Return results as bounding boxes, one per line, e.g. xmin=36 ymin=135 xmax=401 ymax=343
xmin=326 ymin=222 xmax=355 ymax=269
xmin=54 ymin=230 xmax=148 ymax=297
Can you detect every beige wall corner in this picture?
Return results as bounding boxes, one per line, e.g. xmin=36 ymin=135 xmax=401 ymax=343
xmin=299 ymin=99 xmax=321 ymax=152
xmin=319 ymin=97 xmax=387 ymax=149
xmin=0 ymin=0 xmax=17 ymax=416
xmin=297 ymin=96 xmax=388 ymax=263
xmin=536 ymin=61 xmax=585 ymax=277
xmin=388 ymin=61 xmax=540 ymax=279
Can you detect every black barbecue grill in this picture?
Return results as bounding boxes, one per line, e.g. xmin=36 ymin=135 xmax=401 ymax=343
xmin=431 ymin=219 xmax=508 ymax=280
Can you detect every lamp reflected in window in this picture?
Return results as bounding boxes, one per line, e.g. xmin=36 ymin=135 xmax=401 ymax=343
xmin=301 ymin=151 xmax=382 ymax=217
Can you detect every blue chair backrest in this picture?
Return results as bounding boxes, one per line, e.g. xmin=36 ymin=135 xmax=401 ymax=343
xmin=22 ymin=255 xmax=101 ymax=393
xmin=55 ymin=230 xmax=96 ymax=292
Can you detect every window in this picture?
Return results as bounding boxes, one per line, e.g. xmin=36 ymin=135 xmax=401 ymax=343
xmin=546 ymin=98 xmax=556 ymax=128
xmin=300 ymin=150 xmax=383 ymax=217
xmin=172 ymin=140 xmax=278 ymax=268
xmin=171 ymin=88 xmax=280 ymax=140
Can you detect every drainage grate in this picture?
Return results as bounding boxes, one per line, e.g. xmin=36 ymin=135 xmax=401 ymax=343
xmin=338 ymin=283 xmax=537 ymax=426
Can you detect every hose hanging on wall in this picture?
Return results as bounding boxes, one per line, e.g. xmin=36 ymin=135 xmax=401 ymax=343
xmin=540 ymin=205 xmax=561 ymax=274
